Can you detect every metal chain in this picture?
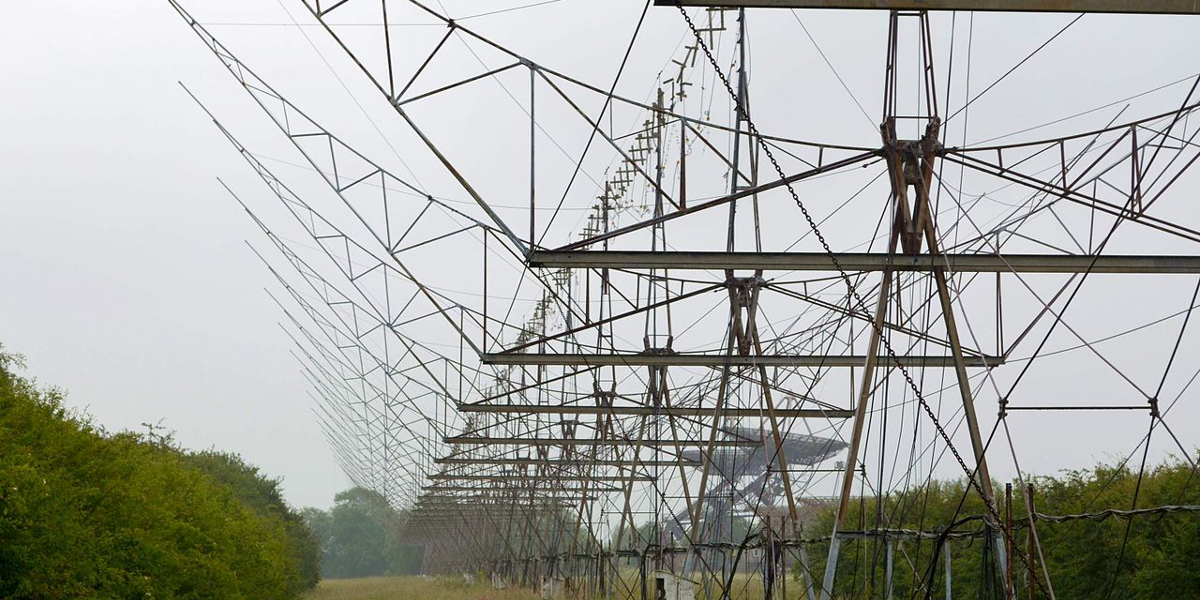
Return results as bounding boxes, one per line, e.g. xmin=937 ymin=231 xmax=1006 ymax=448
xmin=673 ymin=4 xmax=1051 ymax=597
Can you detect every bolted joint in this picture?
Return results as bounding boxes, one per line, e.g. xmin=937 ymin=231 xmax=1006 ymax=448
xmin=724 ymin=274 xmax=765 ymax=307
xmin=592 ymin=386 xmax=616 ymax=404
xmin=895 ymin=140 xmax=939 ymax=184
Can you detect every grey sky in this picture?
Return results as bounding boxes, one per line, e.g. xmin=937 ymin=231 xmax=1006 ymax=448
xmin=4 ymin=0 xmax=1200 ymax=512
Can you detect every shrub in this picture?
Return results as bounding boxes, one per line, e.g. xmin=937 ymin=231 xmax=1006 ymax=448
xmin=0 ymin=346 xmax=316 ymax=599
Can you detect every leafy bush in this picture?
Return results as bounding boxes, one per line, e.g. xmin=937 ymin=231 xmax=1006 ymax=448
xmin=183 ymin=450 xmax=322 ymax=594
xmin=796 ymin=458 xmax=1200 ymax=599
xmin=0 ymin=346 xmax=318 ymax=599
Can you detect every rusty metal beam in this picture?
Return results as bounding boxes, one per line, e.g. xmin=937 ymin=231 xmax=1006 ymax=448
xmin=416 ymin=494 xmax=577 ymax=503
xmin=444 ymin=435 xmax=759 ymax=447
xmin=458 ymin=403 xmax=854 ymax=418
xmin=435 ymin=457 xmax=699 ymax=467
xmin=653 ymin=0 xmax=1200 ymax=13
xmin=422 ymin=484 xmax=617 ymax=493
xmin=482 ymin=353 xmax=1001 ymax=367
xmin=407 ymin=510 xmax=547 ymax=518
xmin=530 ymin=251 xmax=1200 ymax=273
xmin=429 ymin=474 xmax=654 ymax=482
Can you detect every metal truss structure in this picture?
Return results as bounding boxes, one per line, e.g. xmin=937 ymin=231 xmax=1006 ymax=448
xmin=171 ymin=1 xmax=1200 ymax=598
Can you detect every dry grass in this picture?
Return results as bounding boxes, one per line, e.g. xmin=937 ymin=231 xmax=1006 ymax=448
xmin=302 ymin=572 xmax=791 ymax=600
xmin=302 ymin=576 xmax=540 ymax=600
xmin=605 ymin=570 xmax=774 ymax=600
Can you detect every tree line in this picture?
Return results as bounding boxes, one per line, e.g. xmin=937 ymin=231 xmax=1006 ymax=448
xmin=0 ymin=346 xmax=320 ymax=598
xmin=301 ymin=486 xmax=424 ymax=578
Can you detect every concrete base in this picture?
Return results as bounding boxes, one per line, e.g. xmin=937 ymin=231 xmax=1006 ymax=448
xmin=654 ymin=571 xmax=697 ymax=600
xmin=540 ymin=577 xmax=565 ymax=600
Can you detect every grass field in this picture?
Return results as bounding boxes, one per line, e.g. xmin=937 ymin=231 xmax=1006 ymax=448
xmin=301 ymin=573 xmax=785 ymax=600
xmin=302 ymin=576 xmax=539 ymax=600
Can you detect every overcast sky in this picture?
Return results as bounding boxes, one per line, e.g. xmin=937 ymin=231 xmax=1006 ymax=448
xmin=4 ymin=1 xmax=1200 ymax=511
xmin=1 ymin=1 xmax=352 ymax=509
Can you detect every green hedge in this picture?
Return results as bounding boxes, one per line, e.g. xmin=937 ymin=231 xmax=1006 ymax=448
xmin=796 ymin=459 xmax=1200 ymax=599
xmin=0 ymin=348 xmax=319 ymax=599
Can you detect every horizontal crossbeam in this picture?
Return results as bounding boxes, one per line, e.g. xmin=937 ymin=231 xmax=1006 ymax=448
xmin=416 ymin=494 xmax=577 ymax=504
xmin=444 ymin=435 xmax=760 ymax=447
xmin=482 ymin=353 xmax=1001 ymax=367
xmin=435 ymin=457 xmax=700 ymax=467
xmin=406 ymin=510 xmax=552 ymax=518
xmin=653 ymin=0 xmax=1200 ymax=13
xmin=422 ymin=484 xmax=618 ymax=493
xmin=530 ymin=251 xmax=1200 ymax=273
xmin=459 ymin=403 xmax=854 ymax=418
xmin=413 ymin=500 xmax=558 ymax=508
xmin=412 ymin=504 xmax=537 ymax=512
xmin=429 ymin=474 xmax=654 ymax=482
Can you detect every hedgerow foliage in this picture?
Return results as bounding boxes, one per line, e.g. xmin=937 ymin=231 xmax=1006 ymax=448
xmin=798 ymin=457 xmax=1200 ymax=599
xmin=182 ymin=450 xmax=322 ymax=594
xmin=0 ymin=346 xmax=319 ymax=598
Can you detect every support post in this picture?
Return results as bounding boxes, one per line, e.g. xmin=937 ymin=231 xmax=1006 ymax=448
xmin=799 ymin=543 xmax=816 ymax=600
xmin=821 ymin=233 xmax=898 ymax=600
xmin=529 ymin=64 xmax=536 ymax=248
xmin=1006 ymin=483 xmax=1015 ymax=599
xmin=1026 ymin=484 xmax=1037 ymax=600
xmin=944 ymin=541 xmax=952 ymax=600
xmin=885 ymin=538 xmax=894 ymax=600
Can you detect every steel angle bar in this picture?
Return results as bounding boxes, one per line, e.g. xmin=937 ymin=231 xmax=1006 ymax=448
xmin=482 ymin=352 xmax=1003 ymax=367
xmin=421 ymin=484 xmax=618 ymax=493
xmin=942 ymin=153 xmax=1200 ymax=243
xmin=530 ymin=251 xmax=1200 ymax=273
xmin=443 ymin=436 xmax=760 ymax=447
xmin=407 ymin=510 xmax=546 ymax=519
xmin=458 ymin=403 xmax=854 ymax=419
xmin=536 ymin=70 xmax=680 ymax=209
xmin=1004 ymin=404 xmax=1152 ymax=411
xmin=428 ymin=474 xmax=655 ymax=483
xmin=502 ymin=283 xmax=722 ymax=354
xmin=434 ymin=457 xmax=699 ymax=467
xmin=535 ymin=64 xmax=877 ymax=152
xmin=417 ymin=493 xmax=577 ymax=502
xmin=655 ymin=0 xmax=1200 ymax=14
xmin=556 ymin=150 xmax=881 ymax=250
xmin=397 ymin=62 xmax=523 ymax=106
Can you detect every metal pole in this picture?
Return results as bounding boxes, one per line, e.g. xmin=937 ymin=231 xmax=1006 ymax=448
xmin=885 ymin=538 xmax=894 ymax=600
xmin=529 ymin=64 xmax=536 ymax=247
xmin=1006 ymin=483 xmax=1015 ymax=599
xmin=944 ymin=541 xmax=952 ymax=600
xmin=799 ymin=543 xmax=815 ymax=600
xmin=821 ymin=232 xmax=899 ymax=600
xmin=1026 ymin=484 xmax=1037 ymax=600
